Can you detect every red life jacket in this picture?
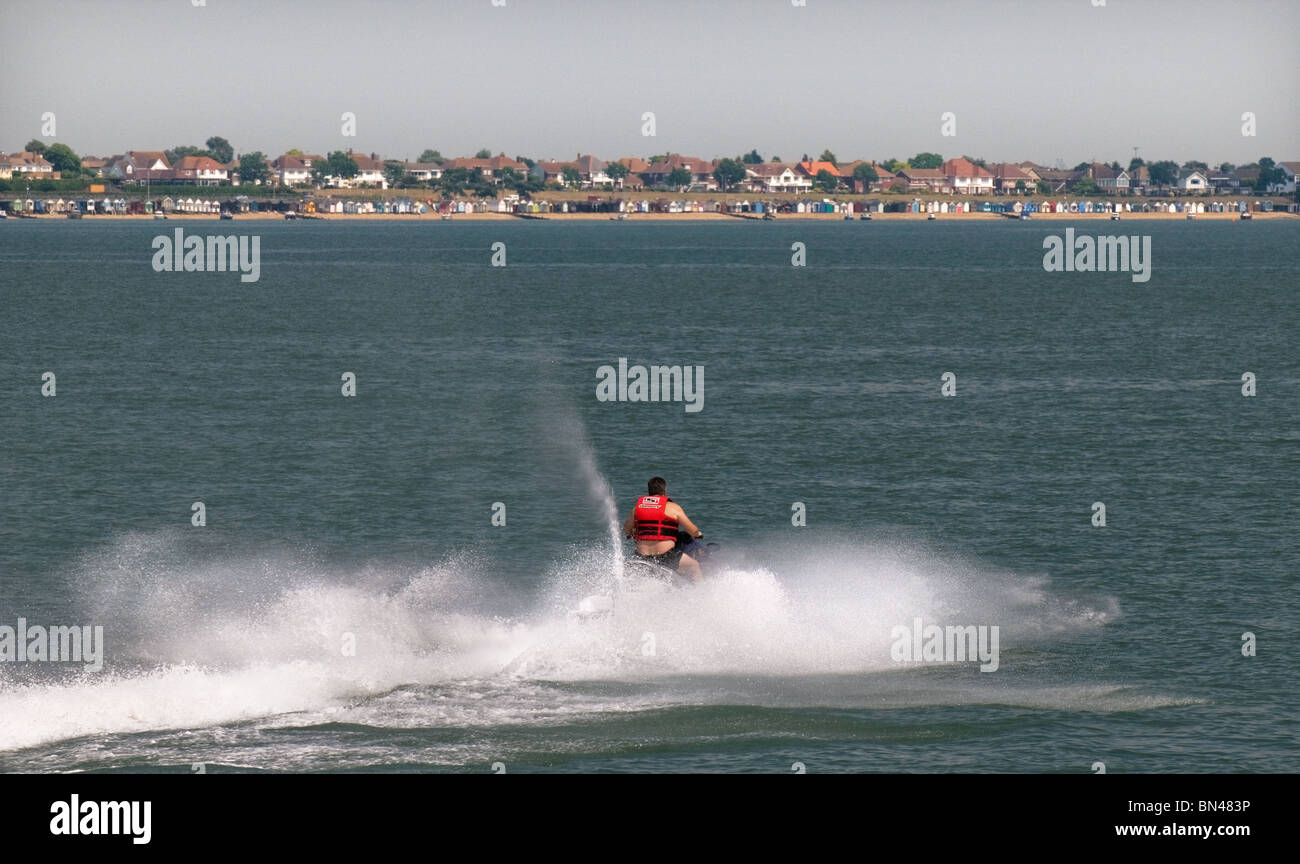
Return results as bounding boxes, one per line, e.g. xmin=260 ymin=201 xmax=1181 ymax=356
xmin=633 ymin=495 xmax=679 ymax=541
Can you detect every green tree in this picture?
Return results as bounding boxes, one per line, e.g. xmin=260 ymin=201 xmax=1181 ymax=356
xmin=819 ymin=149 xmax=838 ymax=165
xmin=713 ymin=158 xmax=746 ymax=192
xmin=814 ymin=169 xmax=840 ymax=193
xmin=852 ymin=163 xmax=879 ymax=185
xmin=383 ymin=160 xmax=408 ymax=188
xmin=439 ymin=167 xmax=472 ymax=193
xmin=1254 ymin=157 xmax=1283 ymax=192
xmin=1014 ymin=179 xmax=1027 ymax=193
xmin=418 ymin=149 xmax=443 ymax=163
xmin=496 ymin=167 xmax=524 ymax=189
xmin=1128 ymin=156 xmax=1145 ymax=172
xmin=24 ymin=139 xmax=47 ymax=155
xmin=1147 ymin=160 xmax=1178 ymax=186
xmin=1218 ymin=162 xmax=1235 ymax=174
xmin=561 ymin=165 xmax=581 ymax=186
xmin=286 ymin=148 xmax=304 ymax=156
xmin=742 ymin=149 xmax=763 ymax=164
xmin=666 ymin=167 xmax=692 ymax=188
xmin=316 ymin=151 xmax=359 ymax=184
xmin=238 ymin=151 xmax=270 ymax=185
xmin=884 ymin=158 xmax=906 ymax=173
xmin=909 ymin=152 xmax=942 ymax=169
xmin=43 ymin=143 xmax=81 ymax=174
xmin=606 ymin=162 xmax=629 ymax=182
xmin=166 ymin=145 xmax=214 ymax=165
xmin=205 ymin=137 xmax=234 ymax=163
xmin=474 ymin=148 xmax=492 ymax=159
xmin=771 ymin=156 xmax=782 ymax=163
xmin=1072 ymin=176 xmax=1099 ymax=195
xmin=1182 ymin=160 xmax=1208 ymax=174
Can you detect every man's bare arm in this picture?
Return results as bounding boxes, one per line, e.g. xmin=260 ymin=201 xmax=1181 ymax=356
xmin=672 ymin=506 xmax=702 ymax=538
xmin=622 ymin=513 xmax=635 ymax=538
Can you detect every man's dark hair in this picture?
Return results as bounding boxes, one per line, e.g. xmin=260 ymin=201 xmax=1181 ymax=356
xmin=647 ymin=476 xmax=667 ymax=495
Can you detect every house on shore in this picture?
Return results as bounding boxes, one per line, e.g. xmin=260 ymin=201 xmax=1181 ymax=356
xmin=4 ymin=150 xmax=58 ymax=179
xmin=989 ymin=162 xmax=1034 ymax=194
xmin=943 ymin=157 xmax=994 ymax=194
xmin=640 ymin=154 xmax=717 ymax=190
xmin=273 ymin=154 xmax=324 ymax=186
xmin=441 ymin=154 xmax=529 ymax=183
xmin=106 ymin=151 xmax=171 ymax=183
xmin=530 ymin=159 xmax=576 ymax=185
xmin=743 ymin=162 xmax=811 ymax=194
xmin=796 ymin=160 xmax=843 ymax=188
xmin=615 ymin=157 xmax=650 ymax=190
xmin=402 ymin=161 xmax=445 ymax=183
xmin=173 ymin=155 xmax=228 ymax=185
xmin=1177 ymin=170 xmax=1209 ymax=193
xmin=896 ymin=167 xmax=950 ymax=194
xmin=1088 ymin=162 xmax=1130 ymax=192
xmin=835 ymin=160 xmax=896 ymax=193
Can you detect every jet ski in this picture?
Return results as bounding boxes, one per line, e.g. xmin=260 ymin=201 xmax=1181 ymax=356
xmin=623 ymin=530 xmax=721 ymax=583
xmin=572 ymin=532 xmax=722 ymax=619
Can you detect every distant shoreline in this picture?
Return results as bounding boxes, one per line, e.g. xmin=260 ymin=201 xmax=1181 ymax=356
xmin=7 ymin=211 xmax=1293 ymax=222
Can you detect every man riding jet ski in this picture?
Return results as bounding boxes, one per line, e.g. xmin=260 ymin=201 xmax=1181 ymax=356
xmin=622 ymin=476 xmax=705 ymax=582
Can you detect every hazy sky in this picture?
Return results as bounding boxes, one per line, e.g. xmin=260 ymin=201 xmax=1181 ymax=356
xmin=3 ymin=0 xmax=1296 ymax=165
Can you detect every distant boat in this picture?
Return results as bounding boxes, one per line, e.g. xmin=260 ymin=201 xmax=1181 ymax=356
xmin=0 ymin=209 xmax=8 ymax=219
xmin=927 ymin=213 xmax=936 ymax=221
xmin=859 ymin=214 xmax=871 ymax=221
xmin=1110 ymin=214 xmax=1121 ymax=221
xmin=1019 ymin=211 xmax=1031 ymax=220
xmin=154 ymin=212 xmax=167 ymax=220
xmin=1240 ymin=211 xmax=1253 ymax=220
xmin=1186 ymin=213 xmax=1195 ymax=220
xmin=220 ymin=211 xmax=233 ymax=220
xmin=66 ymin=210 xmax=82 ymax=220
xmin=284 ymin=211 xmax=297 ymax=220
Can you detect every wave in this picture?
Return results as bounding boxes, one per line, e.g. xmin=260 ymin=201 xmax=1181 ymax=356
xmin=0 ymin=528 xmax=1123 ymax=754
